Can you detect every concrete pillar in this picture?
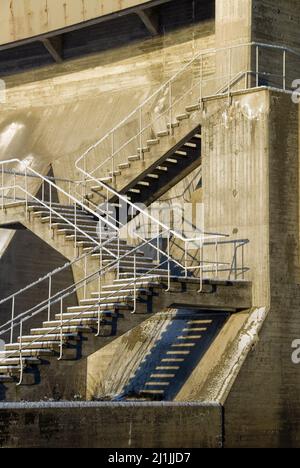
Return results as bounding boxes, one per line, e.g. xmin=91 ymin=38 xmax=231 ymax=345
xmin=215 ymin=0 xmax=253 ymax=92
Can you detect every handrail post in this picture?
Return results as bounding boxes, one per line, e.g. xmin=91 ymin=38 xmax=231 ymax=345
xmin=48 ymin=275 xmax=52 ymax=322
xmin=215 ymin=240 xmax=219 ymax=278
xmin=139 ymin=109 xmax=143 ymax=161
xmin=169 ymin=82 xmax=173 ymax=131
xmin=1 ymin=165 xmax=4 ymax=209
xmin=84 ymin=255 xmax=88 ymax=299
xmin=13 ymin=171 xmax=16 ymax=202
xmin=16 ymin=320 xmax=23 ymax=387
xmin=185 ymin=241 xmax=188 ymax=278
xmin=256 ymin=45 xmax=259 ymax=87
xmin=58 ymin=297 xmax=64 ymax=361
xmin=49 ymin=182 xmax=53 ymax=236
xmin=228 ymin=47 xmax=232 ymax=104
xmin=74 ymin=203 xmax=77 ymax=257
xmin=25 ymin=167 xmax=28 ymax=218
xmin=200 ymin=54 xmax=203 ymax=107
xmin=117 ymin=234 xmax=120 ymax=280
xmin=283 ymin=49 xmax=286 ymax=91
xmin=111 ymin=132 xmax=115 ymax=185
xmin=132 ymin=254 xmax=137 ymax=314
xmin=10 ymin=296 xmax=15 ymax=344
xmin=157 ymin=224 xmax=160 ymax=265
xmin=166 ymin=231 xmax=171 ymax=292
xmin=198 ymin=237 xmax=203 ymax=293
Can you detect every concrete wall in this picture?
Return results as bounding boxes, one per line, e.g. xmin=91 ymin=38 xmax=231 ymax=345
xmin=0 ymin=0 xmax=159 ymax=45
xmin=224 ymin=91 xmax=300 ymax=448
xmin=0 ymin=402 xmax=222 ymax=448
xmin=203 ymin=89 xmax=270 ymax=307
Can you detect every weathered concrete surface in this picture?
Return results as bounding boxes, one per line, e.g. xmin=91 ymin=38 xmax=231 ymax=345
xmin=223 ymin=91 xmax=300 ymax=448
xmin=0 ymin=402 xmax=222 ymax=448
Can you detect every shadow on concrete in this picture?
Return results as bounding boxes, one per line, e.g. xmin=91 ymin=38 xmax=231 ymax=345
xmin=117 ymin=308 xmax=229 ymax=401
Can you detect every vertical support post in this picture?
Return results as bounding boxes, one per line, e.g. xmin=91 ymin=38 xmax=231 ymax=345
xmin=10 ymin=296 xmax=15 ymax=344
xmin=48 ymin=275 xmax=52 ymax=322
xmin=49 ymin=182 xmax=53 ymax=236
xmin=139 ymin=109 xmax=143 ymax=161
xmin=13 ymin=171 xmax=16 ymax=202
xmin=283 ymin=49 xmax=286 ymax=91
xmin=74 ymin=203 xmax=77 ymax=257
xmin=169 ymin=82 xmax=173 ymax=131
xmin=58 ymin=297 xmax=64 ymax=361
xmin=84 ymin=255 xmax=88 ymax=299
xmin=166 ymin=231 xmax=171 ymax=292
xmin=117 ymin=234 xmax=120 ymax=280
xmin=198 ymin=237 xmax=203 ymax=293
xmin=199 ymin=54 xmax=203 ymax=106
xmin=185 ymin=241 xmax=188 ymax=278
xmin=156 ymin=224 xmax=160 ymax=265
xmin=24 ymin=168 xmax=28 ymax=218
xmin=1 ymin=165 xmax=4 ymax=210
xmin=215 ymin=240 xmax=219 ymax=278
xmin=111 ymin=132 xmax=115 ymax=185
xmin=256 ymin=46 xmax=259 ymax=87
xmin=228 ymin=47 xmax=232 ymax=104
xmin=132 ymin=254 xmax=137 ymax=314
xmin=17 ymin=320 xmax=23 ymax=386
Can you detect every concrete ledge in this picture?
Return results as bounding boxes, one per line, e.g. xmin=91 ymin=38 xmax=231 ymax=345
xmin=0 ymin=401 xmax=222 ymax=448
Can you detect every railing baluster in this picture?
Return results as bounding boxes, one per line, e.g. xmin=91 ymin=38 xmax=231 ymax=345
xmin=58 ymin=297 xmax=64 ymax=361
xmin=16 ymin=320 xmax=23 ymax=386
xmin=10 ymin=296 xmax=15 ymax=344
xmin=48 ymin=275 xmax=52 ymax=322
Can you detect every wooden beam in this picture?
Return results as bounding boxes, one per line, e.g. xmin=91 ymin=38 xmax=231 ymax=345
xmin=136 ymin=8 xmax=159 ymax=35
xmin=40 ymin=36 xmax=63 ymax=63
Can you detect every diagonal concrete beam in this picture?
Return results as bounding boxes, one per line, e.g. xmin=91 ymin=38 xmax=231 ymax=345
xmin=40 ymin=36 xmax=63 ymax=63
xmin=136 ymin=8 xmax=159 ymax=36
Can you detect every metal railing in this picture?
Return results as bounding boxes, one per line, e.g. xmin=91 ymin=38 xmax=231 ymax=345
xmin=76 ymin=41 xmax=300 ymax=191
xmin=0 ymin=226 xmax=248 ymax=385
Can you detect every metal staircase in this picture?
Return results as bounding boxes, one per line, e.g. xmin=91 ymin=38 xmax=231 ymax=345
xmin=5 ymin=42 xmax=294 ymax=395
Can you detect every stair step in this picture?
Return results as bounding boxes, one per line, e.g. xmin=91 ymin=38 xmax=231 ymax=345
xmin=147 ymin=139 xmax=160 ymax=146
xmin=118 ymin=162 xmax=131 ymax=170
xmin=0 ymin=357 xmax=41 ymax=366
xmin=128 ymin=188 xmax=141 ymax=194
xmin=186 ymin=103 xmax=201 ymax=113
xmin=0 ymin=349 xmax=55 ymax=358
xmin=5 ymin=342 xmax=62 ymax=351
xmin=53 ymin=311 xmax=118 ymax=321
xmin=184 ymin=142 xmax=197 ymax=149
xmin=79 ymin=295 xmax=135 ymax=306
xmin=167 ymin=122 xmax=180 ymax=129
xmin=0 ymin=366 xmax=21 ymax=374
xmin=109 ymin=171 xmax=121 ymax=177
xmin=91 ymin=288 xmax=151 ymax=297
xmin=64 ymin=302 xmax=130 ymax=315
xmin=128 ymin=155 xmax=140 ymax=162
xmin=166 ymin=158 xmax=178 ymax=164
xmin=176 ymin=113 xmax=190 ymax=121
xmin=138 ymin=147 xmax=150 ymax=154
xmin=147 ymin=174 xmax=159 ymax=179
xmin=175 ymin=150 xmax=188 ymax=157
xmin=45 ymin=318 xmax=106 ymax=328
xmin=17 ymin=334 xmax=79 ymax=343
xmin=137 ymin=181 xmax=150 ymax=187
xmin=193 ymin=133 xmax=202 ymax=140
xmin=31 ymin=326 xmax=93 ymax=335
xmin=0 ymin=375 xmax=15 ymax=383
xmin=156 ymin=166 xmax=168 ymax=172
xmin=156 ymin=130 xmax=169 ymax=138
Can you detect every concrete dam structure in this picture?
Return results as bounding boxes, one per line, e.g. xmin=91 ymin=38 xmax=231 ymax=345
xmin=0 ymin=0 xmax=300 ymax=449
